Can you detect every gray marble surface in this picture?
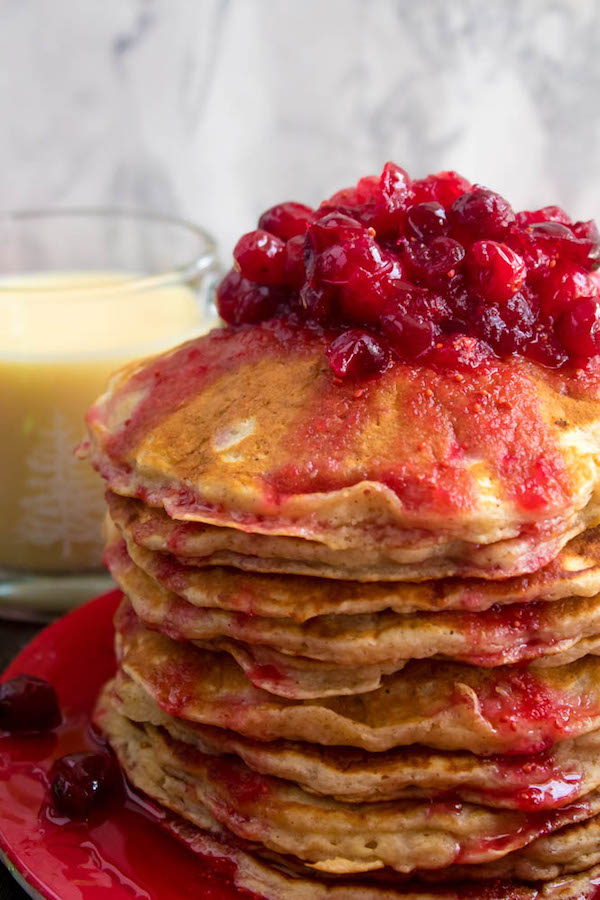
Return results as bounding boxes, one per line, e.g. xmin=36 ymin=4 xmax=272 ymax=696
xmin=0 ymin=0 xmax=598 ymax=258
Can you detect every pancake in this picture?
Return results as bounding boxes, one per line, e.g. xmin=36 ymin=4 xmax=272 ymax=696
xmin=106 ymin=493 xmax=584 ymax=585
xmin=112 ymin=675 xmax=600 ymax=810
xmin=115 ymin=601 xmax=600 ymax=754
xmin=94 ymin=692 xmax=600 ymax=876
xmin=109 ymin=497 xmax=600 ymax=616
xmin=96 ymin=694 xmax=600 ymax=899
xmin=82 ymin=321 xmax=600 ymax=580
xmin=107 ymin=531 xmax=600 ymax=674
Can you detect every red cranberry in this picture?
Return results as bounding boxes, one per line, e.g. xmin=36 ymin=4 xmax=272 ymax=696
xmin=216 ymin=269 xmax=282 ymax=325
xmin=233 ymin=229 xmax=286 ymax=285
xmin=556 ymin=298 xmax=600 ymax=359
xmin=516 ymin=206 xmax=572 ymax=227
xmin=376 ymin=161 xmax=411 ymax=228
xmin=324 ymin=164 xmax=411 ymax=238
xmin=505 ymin=226 xmax=554 ymax=275
xmin=402 ymin=236 xmax=465 ymax=279
xmin=411 ymin=171 xmax=472 ymax=209
xmin=538 ymin=262 xmax=597 ymax=319
xmin=467 ymin=240 xmax=526 ymax=302
xmin=406 ymin=202 xmax=448 ymax=241
xmin=381 ymin=310 xmax=436 ymax=358
xmin=303 ymin=212 xmax=402 ymax=323
xmin=521 ymin=221 xmax=599 ymax=272
xmin=524 ymin=331 xmax=569 ymax=369
xmin=450 ymin=188 xmax=515 ymax=239
xmin=300 ymin=283 xmax=335 ymax=321
xmin=283 ymin=234 xmax=306 ymax=290
xmin=258 ymin=202 xmax=313 ymax=240
xmin=476 ymin=293 xmax=535 ymax=355
xmin=571 ymin=220 xmax=600 ymax=270
xmin=0 ymin=675 xmax=61 ymax=733
xmin=326 ymin=329 xmax=390 ymax=379
xmin=306 ymin=211 xmax=365 ymax=250
xmin=338 ymin=256 xmax=403 ymax=324
xmin=50 ymin=752 xmax=120 ymax=819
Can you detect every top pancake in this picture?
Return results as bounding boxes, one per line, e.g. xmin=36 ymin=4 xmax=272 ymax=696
xmin=84 ymin=320 xmax=600 ymax=578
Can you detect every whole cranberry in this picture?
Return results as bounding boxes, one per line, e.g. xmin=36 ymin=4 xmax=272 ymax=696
xmin=520 ymin=221 xmax=599 ymax=272
xmin=538 ymin=262 xmax=597 ymax=320
xmin=325 ymin=164 xmax=411 ymax=238
xmin=450 ymin=188 xmax=515 ymax=239
xmin=505 ymin=226 xmax=554 ymax=275
xmin=516 ymin=206 xmax=572 ymax=227
xmin=523 ymin=331 xmax=569 ymax=369
xmin=326 ymin=176 xmax=379 ymax=209
xmin=303 ymin=212 xmax=402 ymax=323
xmin=50 ymin=752 xmax=120 ymax=819
xmin=381 ymin=310 xmax=437 ymax=358
xmin=402 ymin=236 xmax=465 ymax=279
xmin=571 ymin=220 xmax=600 ymax=270
xmin=300 ymin=282 xmax=336 ymax=321
xmin=305 ymin=212 xmax=365 ymax=252
xmin=476 ymin=293 xmax=535 ymax=355
xmin=283 ymin=234 xmax=306 ymax=290
xmin=406 ymin=202 xmax=448 ymax=241
xmin=216 ymin=269 xmax=282 ymax=325
xmin=233 ymin=229 xmax=286 ymax=285
xmin=0 ymin=675 xmax=61 ymax=733
xmin=375 ymin=161 xmax=412 ymax=231
xmin=326 ymin=330 xmax=390 ymax=379
xmin=258 ymin=202 xmax=313 ymax=241
xmin=410 ymin=171 xmax=472 ymax=209
xmin=556 ymin=298 xmax=600 ymax=359
xmin=467 ymin=240 xmax=527 ymax=302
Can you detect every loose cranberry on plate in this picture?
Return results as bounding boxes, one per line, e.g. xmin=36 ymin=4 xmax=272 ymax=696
xmin=0 ymin=674 xmax=62 ymax=734
xmin=50 ymin=751 xmax=121 ymax=819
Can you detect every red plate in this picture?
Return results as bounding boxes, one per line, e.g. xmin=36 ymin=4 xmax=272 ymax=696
xmin=0 ymin=589 xmax=248 ymax=900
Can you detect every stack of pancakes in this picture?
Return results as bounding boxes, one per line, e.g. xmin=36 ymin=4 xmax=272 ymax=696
xmin=84 ymin=320 xmax=600 ymax=898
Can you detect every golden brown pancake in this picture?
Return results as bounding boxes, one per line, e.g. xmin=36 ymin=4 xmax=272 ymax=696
xmin=95 ymin=687 xmax=600 ymax=898
xmin=111 ymin=675 xmax=600 ymax=810
xmin=109 ymin=498 xmax=600 ymax=615
xmin=83 ymin=321 xmax=600 ymax=579
xmin=107 ymin=530 xmax=600 ymax=677
xmin=94 ymin=692 xmax=600 ymax=876
xmin=115 ymin=600 xmax=600 ymax=755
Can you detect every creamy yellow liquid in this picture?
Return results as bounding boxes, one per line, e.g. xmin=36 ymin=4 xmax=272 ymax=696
xmin=0 ymin=272 xmax=214 ymax=572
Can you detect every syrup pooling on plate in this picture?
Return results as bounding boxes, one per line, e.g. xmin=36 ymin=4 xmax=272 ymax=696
xmin=216 ymin=163 xmax=600 ymax=377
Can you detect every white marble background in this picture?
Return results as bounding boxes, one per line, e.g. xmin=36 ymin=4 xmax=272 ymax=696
xmin=0 ymin=0 xmax=598 ymax=258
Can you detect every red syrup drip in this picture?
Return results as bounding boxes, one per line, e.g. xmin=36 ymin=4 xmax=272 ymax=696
xmin=0 ymin=590 xmax=259 ymax=900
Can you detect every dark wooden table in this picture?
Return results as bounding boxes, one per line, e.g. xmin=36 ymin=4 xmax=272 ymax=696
xmin=0 ymin=619 xmax=48 ymax=899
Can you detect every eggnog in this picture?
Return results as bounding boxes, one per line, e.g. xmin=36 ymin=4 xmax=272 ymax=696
xmin=0 ymin=271 xmax=216 ymax=575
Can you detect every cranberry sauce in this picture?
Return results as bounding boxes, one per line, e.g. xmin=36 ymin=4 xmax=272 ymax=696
xmin=216 ymin=164 xmax=600 ymax=378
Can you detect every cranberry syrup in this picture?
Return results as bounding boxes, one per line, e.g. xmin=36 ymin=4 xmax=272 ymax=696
xmin=217 ymin=166 xmax=600 ymax=379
